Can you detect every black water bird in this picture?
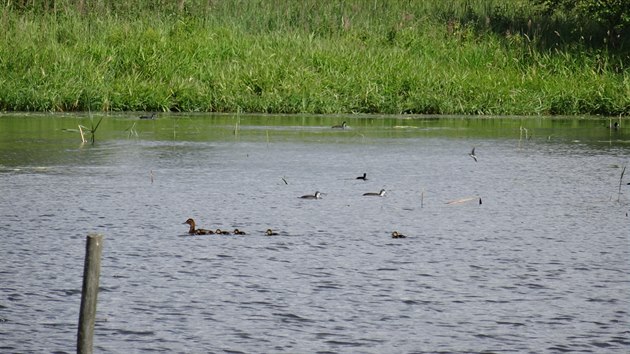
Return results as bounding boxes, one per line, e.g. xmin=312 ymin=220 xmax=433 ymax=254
xmin=332 ymin=121 xmax=347 ymax=129
xmin=469 ymin=147 xmax=478 ymax=162
xmin=356 ymin=173 xmax=367 ymax=181
xmin=266 ymin=229 xmax=279 ymax=236
xmin=139 ymin=112 xmax=157 ymax=120
xmin=299 ymin=191 xmax=321 ymax=199
xmin=363 ymin=189 xmax=386 ymax=197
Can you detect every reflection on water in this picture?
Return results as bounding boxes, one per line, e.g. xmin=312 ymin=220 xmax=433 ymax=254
xmin=1 ymin=113 xmax=629 ymax=353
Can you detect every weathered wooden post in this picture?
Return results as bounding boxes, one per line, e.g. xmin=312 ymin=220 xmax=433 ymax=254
xmin=77 ymin=233 xmax=103 ymax=354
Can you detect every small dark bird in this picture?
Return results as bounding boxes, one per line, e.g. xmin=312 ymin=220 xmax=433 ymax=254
xmin=479 ymin=197 xmax=482 ymax=205
xmin=299 ymin=191 xmax=321 ymax=199
xmin=356 ymin=173 xmax=367 ymax=180
xmin=139 ymin=112 xmax=157 ymax=120
xmin=265 ymin=229 xmax=279 ymax=236
xmin=469 ymin=147 xmax=478 ymax=162
xmin=609 ymin=122 xmax=620 ymax=130
xmin=215 ymin=228 xmax=231 ymax=235
xmin=391 ymin=231 xmax=407 ymax=239
xmin=233 ymin=229 xmax=246 ymax=235
xmin=332 ymin=121 xmax=347 ymax=129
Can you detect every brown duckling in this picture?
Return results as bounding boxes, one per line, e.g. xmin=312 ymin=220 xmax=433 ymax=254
xmin=183 ymin=218 xmax=214 ymax=235
xmin=391 ymin=231 xmax=407 ymax=239
xmin=233 ymin=228 xmax=247 ymax=235
xmin=265 ymin=229 xmax=279 ymax=236
xmin=215 ymin=228 xmax=231 ymax=235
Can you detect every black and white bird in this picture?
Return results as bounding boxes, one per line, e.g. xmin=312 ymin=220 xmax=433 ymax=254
xmin=469 ymin=147 xmax=478 ymax=162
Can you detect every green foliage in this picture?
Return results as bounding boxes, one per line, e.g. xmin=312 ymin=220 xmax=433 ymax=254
xmin=0 ymin=0 xmax=628 ymax=115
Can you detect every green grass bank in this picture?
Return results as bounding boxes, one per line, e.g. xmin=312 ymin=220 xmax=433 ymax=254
xmin=1 ymin=0 xmax=628 ymax=115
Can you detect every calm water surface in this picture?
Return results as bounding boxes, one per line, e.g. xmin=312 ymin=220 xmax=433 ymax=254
xmin=1 ymin=113 xmax=629 ymax=353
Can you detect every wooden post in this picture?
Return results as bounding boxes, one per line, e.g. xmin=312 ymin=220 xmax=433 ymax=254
xmin=77 ymin=233 xmax=103 ymax=354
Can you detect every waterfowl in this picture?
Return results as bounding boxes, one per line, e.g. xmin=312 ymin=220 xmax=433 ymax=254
xmin=363 ymin=189 xmax=386 ymax=197
xmin=183 ymin=218 xmax=214 ymax=235
xmin=609 ymin=122 xmax=620 ymax=130
xmin=469 ymin=147 xmax=478 ymax=162
xmin=299 ymin=191 xmax=321 ymax=199
xmin=356 ymin=173 xmax=367 ymax=181
xmin=391 ymin=231 xmax=407 ymax=239
xmin=139 ymin=112 xmax=157 ymax=120
xmin=332 ymin=121 xmax=347 ymax=129
xmin=265 ymin=229 xmax=279 ymax=236
xmin=215 ymin=228 xmax=231 ymax=235
xmin=233 ymin=228 xmax=247 ymax=235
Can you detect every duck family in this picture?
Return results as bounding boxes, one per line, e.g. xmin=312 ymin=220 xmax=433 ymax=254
xmin=182 ymin=167 xmax=430 ymax=238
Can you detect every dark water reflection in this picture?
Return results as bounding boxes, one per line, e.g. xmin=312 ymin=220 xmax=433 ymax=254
xmin=1 ymin=113 xmax=629 ymax=353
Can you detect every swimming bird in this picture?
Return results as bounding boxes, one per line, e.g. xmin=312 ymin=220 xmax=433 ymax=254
xmin=469 ymin=147 xmax=478 ymax=162
xmin=300 ymin=191 xmax=321 ymax=199
xmin=215 ymin=228 xmax=231 ymax=235
xmin=363 ymin=189 xmax=386 ymax=197
xmin=265 ymin=229 xmax=279 ymax=236
xmin=233 ymin=229 xmax=247 ymax=235
xmin=332 ymin=121 xmax=347 ymax=129
xmin=183 ymin=218 xmax=214 ymax=235
xmin=609 ymin=122 xmax=620 ymax=130
xmin=356 ymin=173 xmax=367 ymax=181
xmin=391 ymin=231 xmax=407 ymax=239
xmin=139 ymin=112 xmax=157 ymax=120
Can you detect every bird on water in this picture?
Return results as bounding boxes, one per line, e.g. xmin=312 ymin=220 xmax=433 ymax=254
xmin=469 ymin=147 xmax=478 ymax=162
xmin=332 ymin=121 xmax=347 ymax=129
xmin=356 ymin=173 xmax=367 ymax=181
xmin=300 ymin=191 xmax=321 ymax=199
xmin=139 ymin=112 xmax=157 ymax=120
xmin=183 ymin=218 xmax=214 ymax=235
xmin=391 ymin=231 xmax=407 ymax=239
xmin=363 ymin=189 xmax=386 ymax=197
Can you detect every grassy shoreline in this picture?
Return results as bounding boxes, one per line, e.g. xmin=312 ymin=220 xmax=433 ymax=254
xmin=1 ymin=1 xmax=628 ymax=116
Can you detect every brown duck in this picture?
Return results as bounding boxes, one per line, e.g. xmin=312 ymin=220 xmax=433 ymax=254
xmin=183 ymin=218 xmax=214 ymax=235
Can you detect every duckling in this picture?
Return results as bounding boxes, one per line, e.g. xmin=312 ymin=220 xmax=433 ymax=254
xmin=265 ymin=229 xmax=279 ymax=236
xmin=391 ymin=231 xmax=407 ymax=239
xmin=183 ymin=218 xmax=214 ymax=235
xmin=215 ymin=228 xmax=231 ymax=235
xmin=356 ymin=172 xmax=367 ymax=181
xmin=332 ymin=121 xmax=347 ymax=129
xmin=299 ymin=191 xmax=321 ymax=199
xmin=363 ymin=189 xmax=386 ymax=197
xmin=233 ymin=228 xmax=247 ymax=235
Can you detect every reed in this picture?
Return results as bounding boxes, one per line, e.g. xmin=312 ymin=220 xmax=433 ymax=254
xmin=1 ymin=1 xmax=628 ymax=115
xmin=619 ymin=165 xmax=626 ymax=203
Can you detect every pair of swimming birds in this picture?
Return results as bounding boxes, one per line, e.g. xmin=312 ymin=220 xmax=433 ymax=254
xmin=299 ymin=188 xmax=386 ymax=199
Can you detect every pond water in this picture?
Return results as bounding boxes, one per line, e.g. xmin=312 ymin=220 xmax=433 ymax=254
xmin=1 ymin=113 xmax=629 ymax=353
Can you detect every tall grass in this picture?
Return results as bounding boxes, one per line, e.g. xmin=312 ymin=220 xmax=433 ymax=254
xmin=0 ymin=0 xmax=628 ymax=115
